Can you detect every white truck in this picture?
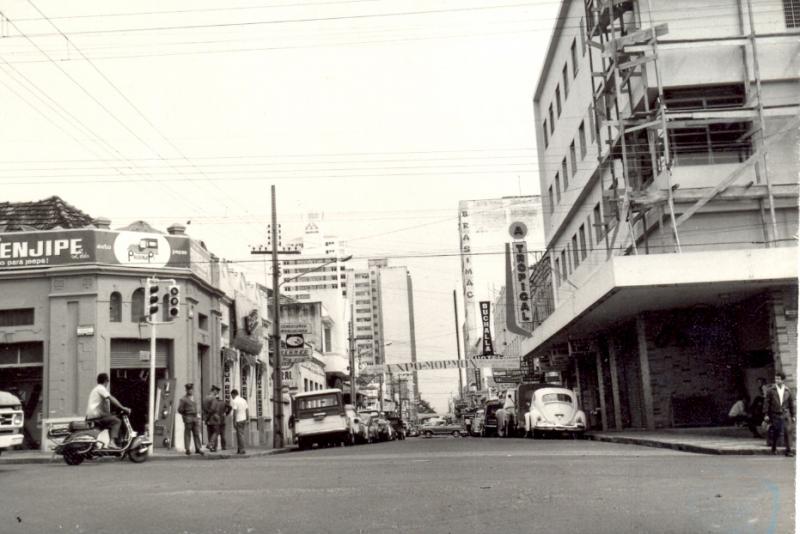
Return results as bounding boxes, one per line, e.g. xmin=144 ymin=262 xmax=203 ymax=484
xmin=0 ymin=391 xmax=24 ymax=455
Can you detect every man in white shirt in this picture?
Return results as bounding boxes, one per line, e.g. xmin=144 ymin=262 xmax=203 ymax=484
xmin=86 ymin=373 xmax=130 ymax=448
xmin=229 ymin=389 xmax=249 ymax=454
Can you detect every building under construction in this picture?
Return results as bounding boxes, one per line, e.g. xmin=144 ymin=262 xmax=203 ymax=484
xmin=524 ymin=0 xmax=798 ymax=431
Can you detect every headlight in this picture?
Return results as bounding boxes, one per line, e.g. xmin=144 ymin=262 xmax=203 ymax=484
xmin=13 ymin=414 xmax=23 ymax=426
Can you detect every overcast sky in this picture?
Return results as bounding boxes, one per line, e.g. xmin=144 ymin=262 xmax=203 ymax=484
xmin=0 ymin=0 xmax=561 ymax=412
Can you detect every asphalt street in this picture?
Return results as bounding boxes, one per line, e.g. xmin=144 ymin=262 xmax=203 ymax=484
xmin=2 ymin=436 xmax=795 ymax=534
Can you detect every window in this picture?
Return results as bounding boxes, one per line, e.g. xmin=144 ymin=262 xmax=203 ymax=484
xmin=562 ymin=64 xmax=569 ymax=97
xmin=571 ymin=39 xmax=578 ymax=77
xmin=569 ymin=141 xmax=577 ymax=178
xmin=579 ymin=225 xmax=588 ymax=260
xmin=580 ymin=18 xmax=586 ymax=55
xmin=783 ymin=0 xmax=799 ymax=28
xmin=109 ymin=293 xmax=122 ymax=323
xmin=555 ymin=86 xmax=562 ymax=117
xmin=549 ymin=105 xmax=555 ymax=133
xmin=543 ymin=120 xmax=549 ymax=148
xmin=593 ymin=203 xmax=604 ymax=242
xmin=131 ymin=288 xmax=144 ymax=322
xmin=324 ymin=328 xmax=332 ymax=352
xmin=578 ymin=121 xmax=587 ymax=159
xmin=560 ymin=250 xmax=568 ymax=279
xmin=548 ymin=186 xmax=554 ymax=213
xmin=198 ymin=313 xmax=209 ymax=331
xmin=586 ymin=215 xmax=594 ymax=250
xmin=571 ymin=235 xmax=580 ymax=268
xmin=562 ymin=158 xmax=569 ymax=190
xmin=555 ymin=173 xmax=561 ymax=202
xmin=554 ymin=257 xmax=561 ymax=286
xmin=588 ymin=105 xmax=595 ymax=142
xmin=0 ymin=308 xmax=34 ymax=327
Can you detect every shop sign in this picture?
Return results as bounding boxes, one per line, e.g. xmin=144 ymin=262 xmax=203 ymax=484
xmin=244 ymin=309 xmax=259 ymax=336
xmin=281 ymin=347 xmax=312 ymax=366
xmin=241 ymin=365 xmax=249 ymax=400
xmin=223 ymin=361 xmax=232 ymax=402
xmin=284 ymin=334 xmax=304 ymax=348
xmin=0 ymin=229 xmax=191 ymax=271
xmin=256 ymin=367 xmax=263 ymax=418
xmin=510 ymin=241 xmax=533 ymax=327
xmin=508 ymin=221 xmax=528 ymax=240
xmin=282 ymin=370 xmax=293 ymax=381
xmin=492 ymin=369 xmax=524 ymax=384
xmin=479 ymin=301 xmax=494 ymax=356
xmin=280 ymin=322 xmax=310 ymax=334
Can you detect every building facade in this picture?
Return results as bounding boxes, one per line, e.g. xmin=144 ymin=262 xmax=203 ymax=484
xmin=525 ymin=0 xmax=798 ymax=430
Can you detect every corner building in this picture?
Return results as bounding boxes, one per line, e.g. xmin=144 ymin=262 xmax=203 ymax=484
xmin=525 ymin=0 xmax=798 ymax=431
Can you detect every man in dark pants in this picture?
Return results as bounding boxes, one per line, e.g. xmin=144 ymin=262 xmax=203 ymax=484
xmin=86 ymin=372 xmax=130 ymax=448
xmin=216 ymin=393 xmax=230 ymax=450
xmin=203 ymin=385 xmax=221 ymax=452
xmin=178 ymin=383 xmax=204 ymax=456
xmin=230 ymin=389 xmax=249 ymax=454
xmin=764 ymin=371 xmax=796 ymax=457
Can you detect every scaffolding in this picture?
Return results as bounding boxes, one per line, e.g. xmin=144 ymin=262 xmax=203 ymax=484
xmin=583 ymin=0 xmax=796 ymax=256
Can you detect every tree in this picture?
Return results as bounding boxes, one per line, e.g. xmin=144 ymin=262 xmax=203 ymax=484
xmin=416 ymin=398 xmax=436 ymax=414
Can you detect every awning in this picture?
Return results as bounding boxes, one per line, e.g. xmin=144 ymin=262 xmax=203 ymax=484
xmin=521 ymin=247 xmax=797 ymax=357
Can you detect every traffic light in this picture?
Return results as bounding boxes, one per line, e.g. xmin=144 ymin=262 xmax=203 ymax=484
xmin=147 ymin=281 xmax=160 ymax=318
xmin=168 ymin=283 xmax=180 ymax=318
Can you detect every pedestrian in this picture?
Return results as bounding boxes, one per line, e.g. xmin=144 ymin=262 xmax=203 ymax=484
xmin=217 ymin=392 xmax=230 ymax=450
xmin=763 ymin=371 xmax=796 ymax=457
xmin=177 ymin=383 xmax=204 ymax=456
xmin=203 ymin=385 xmax=221 ymax=452
xmin=230 ymin=389 xmax=249 ymax=454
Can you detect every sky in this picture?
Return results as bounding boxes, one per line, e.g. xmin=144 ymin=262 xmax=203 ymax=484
xmin=0 ymin=0 xmax=561 ymax=412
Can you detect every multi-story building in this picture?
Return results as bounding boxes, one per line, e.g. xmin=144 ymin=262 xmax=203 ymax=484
xmin=525 ymin=0 xmax=798 ymax=431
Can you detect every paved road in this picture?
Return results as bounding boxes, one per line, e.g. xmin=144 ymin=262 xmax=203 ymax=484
xmin=2 ymin=437 xmax=795 ymax=533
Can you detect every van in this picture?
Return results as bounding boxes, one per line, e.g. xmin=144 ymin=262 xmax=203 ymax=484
xmin=0 ymin=391 xmax=24 ymax=455
xmin=291 ymin=389 xmax=351 ymax=450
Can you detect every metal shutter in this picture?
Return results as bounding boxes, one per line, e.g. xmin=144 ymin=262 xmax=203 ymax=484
xmin=110 ymin=339 xmax=169 ymax=369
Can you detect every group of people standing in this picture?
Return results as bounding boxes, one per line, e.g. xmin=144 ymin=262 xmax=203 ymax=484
xmin=729 ymin=372 xmax=795 ymax=457
xmin=177 ymin=383 xmax=250 ymax=455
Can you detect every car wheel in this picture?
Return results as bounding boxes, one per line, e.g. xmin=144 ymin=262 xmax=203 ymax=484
xmin=452 ymin=430 xmax=460 ymax=438
xmin=424 ymin=431 xmax=433 ymax=438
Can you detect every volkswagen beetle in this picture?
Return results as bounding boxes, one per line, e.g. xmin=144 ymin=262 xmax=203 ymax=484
xmin=524 ymin=387 xmax=586 ymax=438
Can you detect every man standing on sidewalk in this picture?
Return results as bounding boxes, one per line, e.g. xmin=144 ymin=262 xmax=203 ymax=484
xmin=230 ymin=389 xmax=249 ymax=455
xmin=178 ymin=383 xmax=204 ymax=456
xmin=764 ymin=372 xmax=795 ymax=457
xmin=203 ymin=385 xmax=221 ymax=452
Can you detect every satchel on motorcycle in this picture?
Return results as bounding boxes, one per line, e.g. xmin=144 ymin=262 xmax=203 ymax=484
xmin=53 ymin=410 xmax=152 ymax=466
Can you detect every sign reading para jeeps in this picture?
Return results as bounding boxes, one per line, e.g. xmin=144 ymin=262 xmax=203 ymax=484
xmin=0 ymin=229 xmax=191 ymax=270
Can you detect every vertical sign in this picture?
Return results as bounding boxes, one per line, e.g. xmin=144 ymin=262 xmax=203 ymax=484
xmin=223 ymin=361 xmax=232 ymax=402
xmin=458 ymin=203 xmax=476 ymax=353
xmin=256 ymin=365 xmax=263 ymax=418
xmin=511 ymin=241 xmax=533 ymax=327
xmin=241 ymin=364 xmax=249 ymax=400
xmin=479 ymin=301 xmax=494 ymax=355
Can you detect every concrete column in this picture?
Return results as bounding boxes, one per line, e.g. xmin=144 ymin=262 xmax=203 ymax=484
xmin=574 ymin=357 xmax=582 ymax=407
xmin=608 ymin=337 xmax=623 ymax=431
xmin=769 ymin=287 xmax=798 ymax=386
xmin=595 ymin=351 xmax=608 ymax=431
xmin=635 ymin=315 xmax=656 ymax=431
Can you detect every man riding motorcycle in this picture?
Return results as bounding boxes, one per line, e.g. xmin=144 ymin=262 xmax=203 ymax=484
xmin=87 ymin=372 xmax=130 ymax=448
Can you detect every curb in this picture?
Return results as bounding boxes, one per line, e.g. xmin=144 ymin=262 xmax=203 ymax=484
xmin=0 ymin=447 xmax=294 ymax=465
xmin=586 ymin=434 xmax=775 ymax=455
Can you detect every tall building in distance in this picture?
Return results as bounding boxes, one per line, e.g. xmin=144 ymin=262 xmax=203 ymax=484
xmin=280 ymin=212 xmax=348 ymax=301
xmin=524 ymin=0 xmax=797 ymax=431
xmin=458 ymin=196 xmax=546 ymax=388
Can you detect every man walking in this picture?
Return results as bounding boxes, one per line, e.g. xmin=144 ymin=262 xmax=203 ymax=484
xmin=230 ymin=389 xmax=249 ymax=454
xmin=764 ymin=371 xmax=795 ymax=457
xmin=203 ymin=385 xmax=221 ymax=452
xmin=177 ymin=383 xmax=204 ymax=456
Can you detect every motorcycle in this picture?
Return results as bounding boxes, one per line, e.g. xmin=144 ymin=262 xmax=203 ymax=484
xmin=53 ymin=410 xmax=152 ymax=466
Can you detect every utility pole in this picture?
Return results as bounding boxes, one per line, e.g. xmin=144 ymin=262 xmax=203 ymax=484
xmin=453 ymin=290 xmax=464 ymax=400
xmin=348 ymin=320 xmax=356 ymax=406
xmin=250 ymin=185 xmax=299 ymax=449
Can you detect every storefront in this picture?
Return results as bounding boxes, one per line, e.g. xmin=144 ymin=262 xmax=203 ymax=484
xmin=109 ymin=338 xmax=171 ymax=433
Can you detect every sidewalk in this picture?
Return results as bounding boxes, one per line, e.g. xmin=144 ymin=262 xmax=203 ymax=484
xmin=0 ymin=446 xmax=294 ymax=465
xmin=587 ymin=426 xmax=786 ymax=455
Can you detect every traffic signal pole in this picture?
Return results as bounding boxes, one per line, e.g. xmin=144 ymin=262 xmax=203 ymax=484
xmin=148 ymin=306 xmax=157 ymax=452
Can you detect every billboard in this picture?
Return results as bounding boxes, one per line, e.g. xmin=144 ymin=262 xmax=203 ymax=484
xmin=0 ymin=229 xmax=191 ymax=271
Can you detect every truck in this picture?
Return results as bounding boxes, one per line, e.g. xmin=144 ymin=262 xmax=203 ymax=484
xmin=0 ymin=391 xmax=25 ymax=455
xmin=290 ymin=388 xmax=353 ymax=450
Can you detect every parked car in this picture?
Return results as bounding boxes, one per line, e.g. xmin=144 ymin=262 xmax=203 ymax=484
xmin=345 ymin=404 xmax=368 ymax=444
xmin=420 ymin=419 xmax=466 ymax=438
xmin=470 ymin=409 xmax=485 ymax=437
xmin=524 ymin=386 xmax=586 ymax=438
xmin=367 ymin=413 xmax=392 ymax=442
xmin=479 ymin=400 xmax=502 ymax=437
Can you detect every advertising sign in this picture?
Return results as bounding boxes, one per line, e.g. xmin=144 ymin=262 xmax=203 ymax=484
xmin=281 ymin=347 xmax=312 ymax=365
xmin=510 ymin=241 xmax=533 ymax=327
xmin=0 ymin=229 xmax=191 ymax=271
xmin=362 ymin=355 xmax=519 ymax=375
xmin=280 ymin=323 xmax=311 ymax=334
xmin=458 ymin=205 xmax=476 ymax=350
xmin=479 ymin=301 xmax=494 ymax=356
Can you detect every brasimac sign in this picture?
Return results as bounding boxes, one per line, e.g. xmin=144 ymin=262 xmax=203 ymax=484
xmin=0 ymin=229 xmax=191 ymax=270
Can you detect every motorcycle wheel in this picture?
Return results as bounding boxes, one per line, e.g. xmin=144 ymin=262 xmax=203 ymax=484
xmin=64 ymin=451 xmax=84 ymax=466
xmin=128 ymin=448 xmax=149 ymax=463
